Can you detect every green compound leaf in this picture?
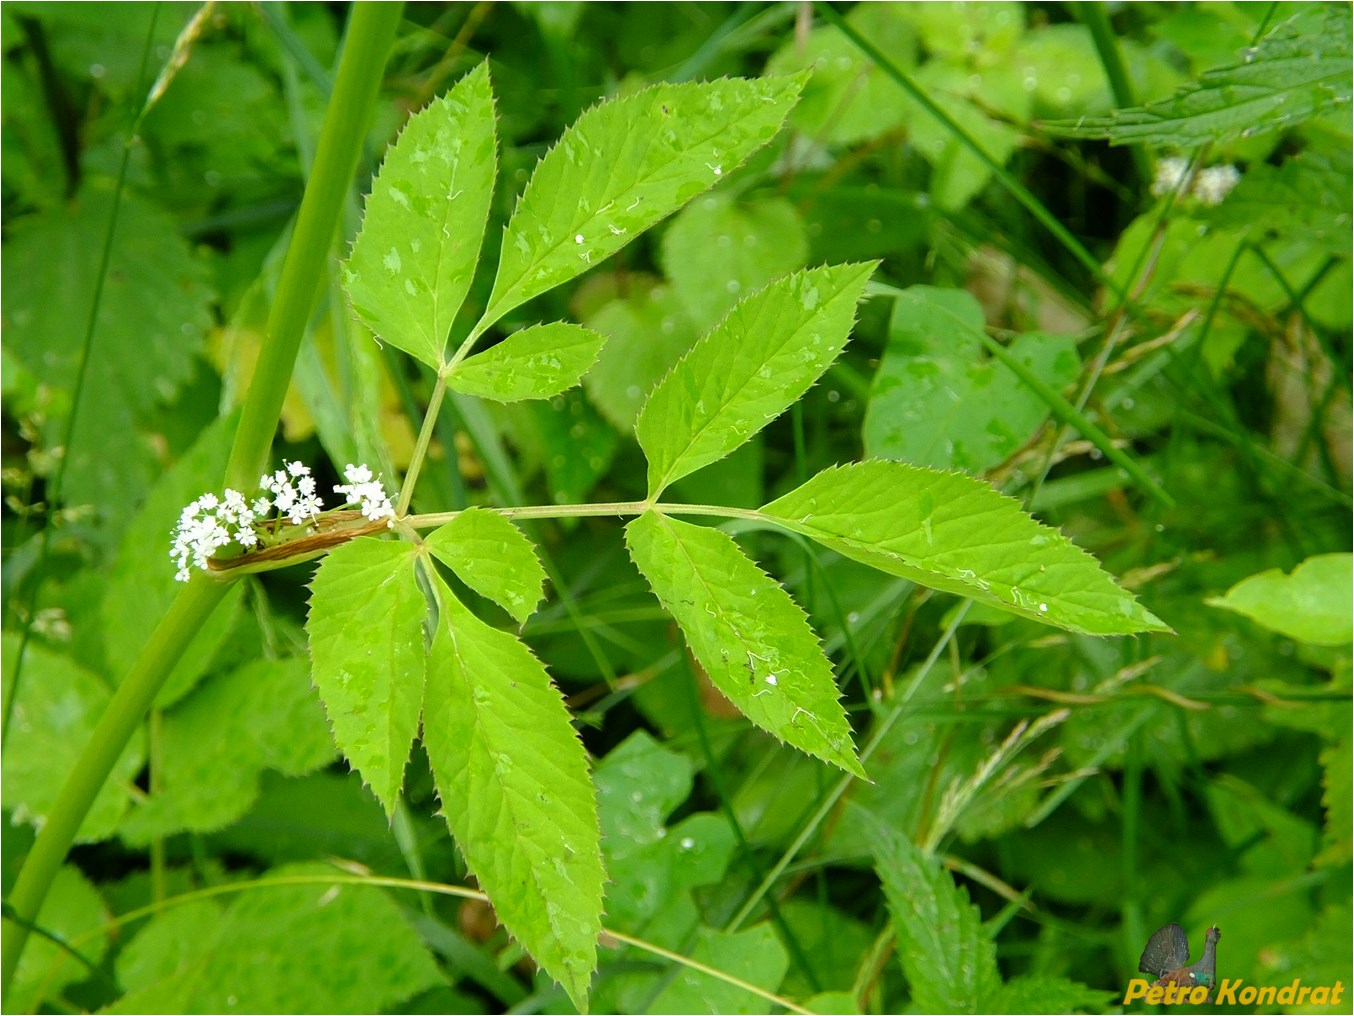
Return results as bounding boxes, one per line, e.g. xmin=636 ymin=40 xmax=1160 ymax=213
xmin=1206 ymin=553 xmax=1353 ymax=647
xmin=307 ymin=539 xmax=426 ymax=818
xmin=636 ymin=262 xmax=876 ymax=498
xmin=449 ymin=322 xmax=607 ymax=402
xmin=425 ymin=507 xmax=547 ymax=624
xmin=482 ymin=75 xmax=804 ymax=329
xmin=626 ymin=511 xmax=865 ymax=777
xmin=761 ymin=462 xmax=1169 ymax=636
xmin=862 ymin=806 xmax=1000 ymax=1013
xmin=423 ymin=574 xmax=604 ymax=1010
xmin=344 ymin=62 xmax=496 ymax=368
xmin=1041 ymin=7 xmax=1351 ymax=148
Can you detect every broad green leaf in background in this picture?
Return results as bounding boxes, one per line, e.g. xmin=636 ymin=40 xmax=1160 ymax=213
xmin=481 ymin=75 xmax=804 ymax=329
xmin=590 ymin=733 xmax=739 ymax=1012
xmin=865 ymin=286 xmax=1081 ymax=471
xmin=206 ymin=770 xmax=419 ymax=872
xmin=424 ymin=507 xmax=546 ymax=624
xmin=982 ymin=976 xmax=1118 ymax=1014
xmin=119 ymin=656 xmax=335 ymax=844
xmin=423 ymin=575 xmax=603 ymax=1009
xmin=2 ymin=634 xmax=145 ymax=842
xmin=905 ymin=60 xmax=1030 ymax=211
xmin=807 ymin=992 xmax=862 ymax=1015
xmin=765 ymin=4 xmax=915 ymax=147
xmin=626 ymin=511 xmax=865 ymax=777
xmin=1042 ymin=6 xmax=1351 ymax=148
xmin=594 ymin=731 xmax=736 ymax=928
xmin=449 ymin=322 xmax=607 ymax=402
xmin=1205 ymin=148 xmax=1354 ymax=259
xmin=583 ymin=278 xmax=699 ymax=430
xmin=1206 ymin=553 xmax=1353 ymax=646
xmin=1010 ymin=23 xmax=1113 ymax=115
xmin=307 ymin=539 xmax=425 ymax=817
xmin=1253 ymin=901 xmax=1354 ymax=1006
xmin=492 ymin=391 xmax=620 ymax=505
xmin=110 ymin=866 xmax=442 ymax=1013
xmin=636 ymin=262 xmax=876 ymax=497
xmin=761 ymin=462 xmax=1169 ymax=635
xmin=648 ymin=924 xmax=789 ymax=1015
xmin=659 ymin=193 xmax=809 ymax=331
xmin=344 ymin=62 xmax=497 ymax=369
xmin=1 ymin=190 xmax=214 ymax=539
xmin=862 ymin=806 xmax=1000 ymax=1013
xmin=7 ymin=866 xmax=109 ymax=1015
xmin=902 ymin=0 xmax=1023 ymax=59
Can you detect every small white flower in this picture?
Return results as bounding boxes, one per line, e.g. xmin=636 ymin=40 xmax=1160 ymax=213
xmin=333 ymin=463 xmax=395 ymax=522
xmin=1193 ymin=164 xmax=1241 ymax=206
xmin=170 ymin=501 xmax=234 ymax=582
xmin=1151 ymin=156 xmax=1190 ymax=198
xmin=272 ymin=485 xmax=298 ymax=514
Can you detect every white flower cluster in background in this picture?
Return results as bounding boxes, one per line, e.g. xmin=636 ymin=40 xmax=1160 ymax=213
xmin=171 ymin=461 xmax=395 ymax=581
xmin=1151 ymin=157 xmax=1242 ymax=207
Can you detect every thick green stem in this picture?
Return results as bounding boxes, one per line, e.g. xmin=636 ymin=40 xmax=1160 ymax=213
xmin=224 ymin=5 xmax=402 ymax=493
xmin=1 ymin=3 xmax=402 ymax=991
xmin=1 ymin=580 xmax=226 ymax=988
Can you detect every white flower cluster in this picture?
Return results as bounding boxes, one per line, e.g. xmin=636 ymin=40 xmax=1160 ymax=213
xmin=333 ymin=463 xmax=395 ymax=522
xmin=1151 ymin=157 xmax=1242 ymax=207
xmin=171 ymin=461 xmax=395 ymax=582
xmin=261 ymin=460 xmax=324 ymax=525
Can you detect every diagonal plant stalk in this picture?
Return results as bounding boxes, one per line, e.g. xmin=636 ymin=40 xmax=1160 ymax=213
xmin=0 ymin=3 xmax=403 ymax=991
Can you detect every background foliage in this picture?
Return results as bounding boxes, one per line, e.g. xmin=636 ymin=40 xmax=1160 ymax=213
xmin=2 ymin=2 xmax=1350 ymax=1013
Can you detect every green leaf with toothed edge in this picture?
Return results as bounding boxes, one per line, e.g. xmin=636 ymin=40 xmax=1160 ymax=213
xmin=449 ymin=322 xmax=607 ymax=402
xmin=422 ymin=573 xmax=604 ymax=1011
xmin=424 ymin=507 xmax=547 ymax=624
xmin=481 ymin=75 xmax=805 ymax=330
xmin=860 ymin=805 xmax=1000 ymax=1013
xmin=636 ymin=262 xmax=877 ymax=498
xmin=1040 ymin=7 xmax=1351 ymax=148
xmin=307 ymin=539 xmax=425 ymax=818
xmin=625 ymin=511 xmax=865 ymax=778
xmin=343 ymin=62 xmax=496 ymax=369
xmin=760 ymin=461 xmax=1170 ymax=636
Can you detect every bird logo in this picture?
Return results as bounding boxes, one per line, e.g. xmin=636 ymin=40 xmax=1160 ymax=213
xmin=1138 ymin=923 xmax=1221 ymax=999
